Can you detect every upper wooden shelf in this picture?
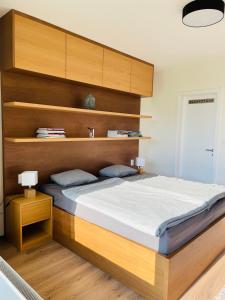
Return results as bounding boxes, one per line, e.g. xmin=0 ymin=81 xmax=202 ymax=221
xmin=5 ymin=137 xmax=151 ymax=143
xmin=4 ymin=102 xmax=152 ymax=119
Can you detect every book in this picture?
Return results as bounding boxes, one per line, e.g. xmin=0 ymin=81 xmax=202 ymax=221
xmin=36 ymin=128 xmax=65 ymax=134
xmin=36 ymin=134 xmax=66 ymax=138
xmin=107 ymin=130 xmax=128 ymax=138
xmin=107 ymin=130 xmax=141 ymax=138
xmin=36 ymin=130 xmax=65 ymax=134
xmin=37 ymin=128 xmax=65 ymax=131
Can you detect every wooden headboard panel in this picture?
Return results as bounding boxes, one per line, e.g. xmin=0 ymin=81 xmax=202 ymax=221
xmin=2 ymin=71 xmax=140 ymax=195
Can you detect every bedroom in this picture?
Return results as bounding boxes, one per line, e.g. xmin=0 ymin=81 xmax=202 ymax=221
xmin=0 ymin=0 xmax=225 ymax=299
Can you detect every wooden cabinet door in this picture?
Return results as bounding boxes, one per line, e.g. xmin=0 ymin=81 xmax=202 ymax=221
xmin=66 ymin=34 xmax=103 ymax=86
xmin=14 ymin=14 xmax=66 ymax=78
xmin=103 ymin=49 xmax=131 ymax=92
xmin=131 ymin=60 xmax=154 ymax=97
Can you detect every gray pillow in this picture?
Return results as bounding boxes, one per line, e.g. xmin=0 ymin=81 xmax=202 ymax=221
xmin=99 ymin=164 xmax=137 ymax=178
xmin=50 ymin=169 xmax=98 ymax=187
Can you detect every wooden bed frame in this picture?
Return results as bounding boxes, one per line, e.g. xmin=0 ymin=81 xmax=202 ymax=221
xmin=53 ymin=206 xmax=225 ymax=300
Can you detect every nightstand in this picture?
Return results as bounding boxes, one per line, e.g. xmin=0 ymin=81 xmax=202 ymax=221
xmin=5 ymin=192 xmax=52 ymax=252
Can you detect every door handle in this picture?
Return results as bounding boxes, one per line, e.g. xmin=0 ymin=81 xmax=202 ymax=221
xmin=205 ymin=148 xmax=214 ymax=152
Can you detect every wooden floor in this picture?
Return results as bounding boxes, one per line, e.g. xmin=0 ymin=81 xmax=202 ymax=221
xmin=0 ymin=239 xmax=225 ymax=300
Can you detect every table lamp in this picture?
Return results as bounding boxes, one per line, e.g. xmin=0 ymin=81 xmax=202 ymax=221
xmin=135 ymin=157 xmax=145 ymax=174
xmin=18 ymin=171 xmax=38 ymax=198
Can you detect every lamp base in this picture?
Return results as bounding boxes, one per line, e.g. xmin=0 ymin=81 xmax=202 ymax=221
xmin=138 ymin=167 xmax=144 ymax=175
xmin=24 ymin=188 xmax=36 ymax=199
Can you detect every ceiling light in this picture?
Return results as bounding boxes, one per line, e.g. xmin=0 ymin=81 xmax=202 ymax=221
xmin=183 ymin=0 xmax=225 ymax=27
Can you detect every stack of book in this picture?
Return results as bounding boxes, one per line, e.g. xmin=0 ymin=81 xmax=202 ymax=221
xmin=36 ymin=128 xmax=66 ymax=138
xmin=107 ymin=130 xmax=142 ymax=138
xmin=107 ymin=130 xmax=128 ymax=138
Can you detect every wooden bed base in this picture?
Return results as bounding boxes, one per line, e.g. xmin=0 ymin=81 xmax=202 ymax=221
xmin=53 ymin=206 xmax=225 ymax=300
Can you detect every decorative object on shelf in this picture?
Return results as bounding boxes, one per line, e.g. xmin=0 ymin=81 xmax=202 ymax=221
xmin=107 ymin=130 xmax=142 ymax=138
xmin=182 ymin=0 xmax=225 ymax=27
xmin=128 ymin=131 xmax=142 ymax=137
xmin=107 ymin=130 xmax=128 ymax=138
xmin=36 ymin=128 xmax=66 ymax=138
xmin=88 ymin=127 xmax=95 ymax=138
xmin=18 ymin=171 xmax=38 ymax=198
xmin=84 ymin=94 xmax=96 ymax=109
xmin=135 ymin=157 xmax=145 ymax=174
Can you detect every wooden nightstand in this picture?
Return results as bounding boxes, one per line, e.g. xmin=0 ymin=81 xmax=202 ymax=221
xmin=5 ymin=192 xmax=52 ymax=251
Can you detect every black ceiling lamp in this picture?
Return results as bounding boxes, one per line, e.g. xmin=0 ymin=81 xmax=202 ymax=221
xmin=183 ymin=0 xmax=225 ymax=27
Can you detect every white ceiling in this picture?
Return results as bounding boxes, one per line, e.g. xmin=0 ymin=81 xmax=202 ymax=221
xmin=0 ymin=0 xmax=225 ymax=69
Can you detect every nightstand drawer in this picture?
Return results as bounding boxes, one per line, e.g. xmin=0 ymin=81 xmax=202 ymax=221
xmin=22 ymin=200 xmax=51 ymax=225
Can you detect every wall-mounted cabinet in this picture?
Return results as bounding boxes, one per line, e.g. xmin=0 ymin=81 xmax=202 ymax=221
xmin=14 ymin=14 xmax=66 ymax=78
xmin=0 ymin=10 xmax=154 ymax=97
xmin=131 ymin=60 xmax=154 ymax=97
xmin=103 ymin=49 xmax=131 ymax=93
xmin=66 ymin=34 xmax=103 ymax=86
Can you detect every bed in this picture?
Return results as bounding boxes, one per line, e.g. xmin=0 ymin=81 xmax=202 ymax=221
xmin=40 ymin=174 xmax=225 ymax=300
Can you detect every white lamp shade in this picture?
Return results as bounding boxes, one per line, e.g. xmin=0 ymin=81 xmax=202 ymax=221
xmin=135 ymin=157 xmax=145 ymax=168
xmin=183 ymin=8 xmax=224 ymax=27
xmin=18 ymin=171 xmax=38 ymax=187
xmin=182 ymin=0 xmax=225 ymax=27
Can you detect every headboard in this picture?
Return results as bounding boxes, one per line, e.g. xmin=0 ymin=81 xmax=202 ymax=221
xmin=2 ymin=71 xmax=141 ymax=195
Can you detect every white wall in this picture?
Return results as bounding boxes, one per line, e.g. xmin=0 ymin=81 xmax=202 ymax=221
xmin=140 ymin=58 xmax=225 ymax=184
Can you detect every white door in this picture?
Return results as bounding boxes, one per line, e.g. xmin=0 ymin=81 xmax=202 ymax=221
xmin=178 ymin=94 xmax=218 ymax=183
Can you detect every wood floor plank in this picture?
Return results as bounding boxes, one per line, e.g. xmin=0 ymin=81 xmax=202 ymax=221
xmin=0 ymin=239 xmax=144 ymax=300
xmin=0 ymin=239 xmax=225 ymax=300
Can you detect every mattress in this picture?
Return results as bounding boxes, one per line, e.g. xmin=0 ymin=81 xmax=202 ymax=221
xmin=40 ymin=174 xmax=225 ymax=255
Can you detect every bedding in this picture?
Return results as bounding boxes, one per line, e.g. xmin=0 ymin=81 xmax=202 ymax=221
xmin=40 ymin=174 xmax=225 ymax=255
xmin=50 ymin=169 xmax=97 ymax=187
xmin=132 ymin=176 xmax=225 ymax=236
xmin=99 ymin=164 xmax=137 ymax=177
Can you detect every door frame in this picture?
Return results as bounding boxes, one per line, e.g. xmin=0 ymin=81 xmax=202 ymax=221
xmin=175 ymin=88 xmax=223 ymax=183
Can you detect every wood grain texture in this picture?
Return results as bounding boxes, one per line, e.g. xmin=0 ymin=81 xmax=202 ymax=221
xmin=0 ymin=10 xmax=14 ymax=70
xmin=2 ymin=71 xmax=141 ymax=195
xmin=2 ymin=71 xmax=140 ymax=113
xmin=0 ymin=240 xmax=146 ymax=300
xmin=131 ymin=60 xmax=154 ymax=97
xmin=4 ymin=141 xmax=138 ymax=196
xmin=181 ymin=248 xmax=225 ymax=300
xmin=5 ymin=198 xmax=21 ymax=250
xmin=53 ymin=207 xmax=169 ymax=300
xmin=5 ymin=137 xmax=151 ymax=143
xmin=22 ymin=199 xmax=51 ymax=226
xmin=53 ymin=206 xmax=225 ymax=300
xmin=66 ymin=34 xmax=103 ymax=86
xmin=167 ymin=216 xmax=225 ymax=300
xmin=14 ymin=14 xmax=66 ymax=77
xmin=103 ymin=49 xmax=131 ymax=92
xmin=1 ymin=239 xmax=225 ymax=300
xmin=4 ymin=101 xmax=152 ymax=118
xmin=74 ymin=216 xmax=168 ymax=285
xmin=5 ymin=192 xmax=52 ymax=251
xmin=11 ymin=9 xmax=154 ymax=68
xmin=0 ymin=10 xmax=154 ymax=97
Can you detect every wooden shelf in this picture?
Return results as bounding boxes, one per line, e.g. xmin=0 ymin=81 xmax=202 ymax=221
xmin=4 ymin=101 xmax=152 ymax=119
xmin=5 ymin=137 xmax=151 ymax=143
xmin=22 ymin=229 xmax=51 ymax=249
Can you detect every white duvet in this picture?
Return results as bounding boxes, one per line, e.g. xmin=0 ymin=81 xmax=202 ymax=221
xmin=62 ymin=176 xmax=225 ymax=237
